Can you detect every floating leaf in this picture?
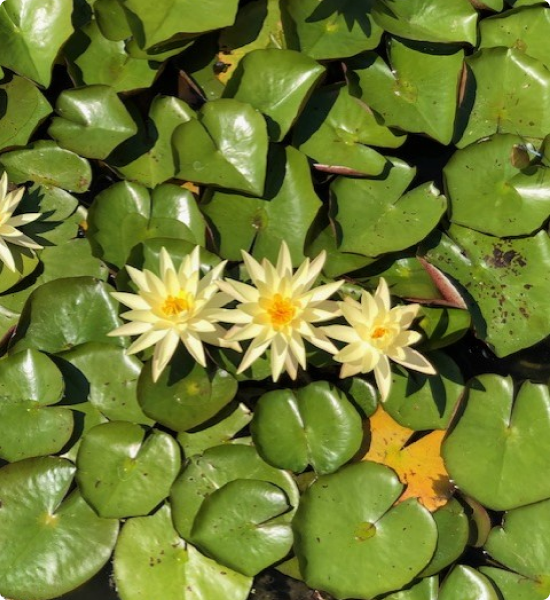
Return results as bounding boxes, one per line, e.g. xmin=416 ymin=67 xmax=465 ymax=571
xmin=251 ymin=381 xmax=363 ymax=474
xmin=438 ymin=566 xmax=500 ymax=600
xmin=48 ymin=85 xmax=138 ymax=159
xmin=94 ymin=0 xmax=132 ymax=41
xmin=0 ymin=457 xmax=118 ymax=600
xmin=0 ymin=0 xmax=74 ymax=87
xmin=77 ymin=422 xmax=181 ymax=518
xmin=363 ymin=405 xmax=453 ymax=511
xmin=481 ymin=567 xmax=550 ymax=600
xmin=173 ymin=99 xmax=268 ymax=196
xmin=443 ymin=375 xmax=550 ymax=511
xmin=114 ymin=505 xmax=252 ymax=600
xmin=292 ymin=461 xmax=437 ymax=599
xmin=382 ymin=576 xmax=438 ymax=600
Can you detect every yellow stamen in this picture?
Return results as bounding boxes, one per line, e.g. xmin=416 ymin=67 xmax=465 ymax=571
xmin=161 ymin=292 xmax=192 ymax=317
xmin=267 ymin=294 xmax=296 ymax=328
xmin=372 ymin=326 xmax=387 ymax=340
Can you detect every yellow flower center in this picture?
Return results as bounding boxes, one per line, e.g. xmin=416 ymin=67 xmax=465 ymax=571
xmin=371 ymin=326 xmax=388 ymax=340
xmin=266 ymin=294 xmax=296 ymax=328
xmin=161 ymin=292 xmax=193 ymax=317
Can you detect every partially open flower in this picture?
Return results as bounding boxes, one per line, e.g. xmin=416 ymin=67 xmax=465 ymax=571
xmin=0 ymin=172 xmax=42 ymax=271
xmin=109 ymin=247 xmax=238 ymax=381
xmin=324 ymin=278 xmax=435 ymax=401
xmin=218 ymin=242 xmax=342 ymax=382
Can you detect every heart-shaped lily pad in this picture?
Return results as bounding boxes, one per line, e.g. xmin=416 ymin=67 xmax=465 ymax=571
xmin=438 ymin=566 xmax=499 ymax=600
xmin=137 ymin=347 xmax=237 ymax=432
xmin=481 ymin=567 xmax=549 ymax=600
xmin=332 ymin=159 xmax=446 ymax=257
xmin=250 ymin=381 xmax=363 ymax=474
xmin=170 ymin=443 xmax=299 ymax=541
xmin=485 ymin=499 xmax=550 ymax=589
xmin=292 ymin=461 xmax=437 ymax=599
xmin=87 ymin=181 xmax=205 ymax=268
xmin=191 ymin=479 xmax=293 ymax=576
xmin=0 ymin=349 xmax=72 ymax=462
xmin=94 ymin=0 xmax=132 ymax=41
xmin=0 ymin=457 xmax=119 ymax=600
xmin=114 ymin=504 xmax=252 ymax=600
xmin=382 ymin=576 xmax=438 ymax=600
xmin=173 ymin=98 xmax=268 ymax=196
xmin=443 ymin=375 xmax=550 ymax=510
xmin=77 ymin=421 xmax=181 ymax=518
xmin=445 ymin=134 xmax=550 ymax=236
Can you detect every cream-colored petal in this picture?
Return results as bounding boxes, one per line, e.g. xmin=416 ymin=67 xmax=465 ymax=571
xmin=182 ymin=331 xmax=207 ymax=366
xmin=5 ymin=186 xmax=24 ymax=212
xmin=276 ymin=241 xmax=293 ymax=277
xmin=335 ymin=342 xmax=365 ymax=363
xmin=126 ymin=265 xmax=149 ymax=291
xmin=339 ymin=299 xmax=364 ymax=326
xmin=375 ymin=277 xmax=391 ymax=312
xmin=339 ymin=361 xmax=362 ymax=378
xmin=108 ymin=321 xmax=152 ymax=337
xmin=360 ymin=346 xmax=379 ymax=373
xmin=152 ymin=329 xmax=180 ymax=381
xmin=297 ymin=250 xmax=325 ymax=290
xmin=288 ymin=332 xmax=307 ymax=370
xmin=188 ymin=319 xmax=217 ymax=333
xmin=301 ymin=304 xmax=340 ymax=324
xmin=0 ymin=238 xmax=15 ymax=271
xmin=392 ymin=304 xmax=419 ymax=328
xmin=127 ymin=328 xmax=168 ymax=355
xmin=237 ymin=337 xmax=272 ymax=373
xmin=226 ymin=322 xmax=266 ymax=342
xmin=323 ymin=324 xmax=360 ymax=345
xmin=391 ymin=347 xmax=436 ymax=375
xmin=7 ymin=213 xmax=41 ymax=227
xmin=270 ymin=334 xmax=288 ymax=382
xmin=158 ymin=247 xmax=174 ymax=279
xmin=217 ymin=279 xmax=258 ymax=303
xmin=201 ymin=324 xmax=242 ymax=352
xmin=305 ymin=280 xmax=343 ymax=304
xmin=360 ymin=289 xmax=378 ymax=322
xmin=284 ymin=352 xmax=299 ymax=380
xmin=306 ymin=328 xmax=338 ymax=355
xmin=241 ymin=250 xmax=265 ymax=284
xmin=392 ymin=330 xmax=422 ymax=348
xmin=110 ymin=292 xmax=150 ymax=310
xmin=4 ymin=231 xmax=42 ymax=249
xmin=120 ymin=309 xmax=159 ymax=324
xmin=374 ymin=355 xmax=392 ymax=402
xmin=144 ymin=269 xmax=167 ymax=298
xmin=207 ymin=306 xmax=251 ymax=324
xmin=0 ymin=172 xmax=7 ymax=204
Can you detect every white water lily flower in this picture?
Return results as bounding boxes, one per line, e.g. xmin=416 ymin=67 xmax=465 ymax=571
xmin=217 ymin=242 xmax=343 ymax=382
xmin=324 ymin=278 xmax=435 ymax=402
xmin=0 ymin=172 xmax=42 ymax=271
xmin=109 ymin=246 xmax=239 ymax=382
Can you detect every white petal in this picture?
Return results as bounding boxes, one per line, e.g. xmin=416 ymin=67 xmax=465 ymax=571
xmin=111 ymin=292 xmax=150 ymax=310
xmin=4 ymin=231 xmax=42 ymax=249
xmin=361 ymin=290 xmax=378 ymax=322
xmin=152 ymin=329 xmax=180 ymax=381
xmin=217 ymin=279 xmax=258 ymax=303
xmin=127 ymin=329 xmax=168 ymax=355
xmin=0 ymin=238 xmax=15 ymax=271
xmin=182 ymin=331 xmax=207 ymax=366
xmin=335 ymin=342 xmax=365 ymax=363
xmin=306 ymin=328 xmax=338 ymax=355
xmin=120 ymin=309 xmax=159 ymax=324
xmin=238 ymin=337 xmax=272 ymax=373
xmin=374 ymin=355 xmax=392 ymax=402
xmin=276 ymin=241 xmax=293 ymax=277
xmin=375 ymin=277 xmax=391 ymax=312
xmin=126 ymin=266 xmax=149 ymax=291
xmin=201 ymin=324 xmax=242 ymax=352
xmin=340 ymin=299 xmax=364 ymax=326
xmin=270 ymin=335 xmax=288 ymax=382
xmin=7 ymin=213 xmax=41 ymax=227
xmin=108 ymin=321 xmax=152 ymax=337
xmin=339 ymin=362 xmax=362 ymax=378
xmin=284 ymin=352 xmax=299 ymax=380
xmin=391 ymin=347 xmax=436 ymax=375
xmin=226 ymin=322 xmax=266 ymax=342
xmin=393 ymin=304 xmax=419 ymax=328
xmin=323 ymin=324 xmax=360 ymax=345
xmin=306 ymin=280 xmax=343 ymax=304
xmin=288 ymin=332 xmax=307 ymax=370
xmin=241 ymin=250 xmax=265 ymax=283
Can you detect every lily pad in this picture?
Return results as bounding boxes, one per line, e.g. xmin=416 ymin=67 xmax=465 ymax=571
xmin=0 ymin=457 xmax=119 ymax=600
xmin=137 ymin=346 xmax=237 ymax=432
xmin=438 ymin=566 xmax=499 ymax=600
xmin=292 ymin=461 xmax=437 ymax=599
xmin=0 ymin=75 xmax=52 ymax=151
xmin=48 ymin=85 xmax=137 ymax=159
xmin=250 ymin=381 xmax=363 ymax=474
xmin=347 ymin=40 xmax=464 ymax=145
xmin=457 ymin=48 xmax=550 ymax=148
xmin=443 ymin=375 xmax=550 ymax=510
xmin=382 ymin=576 xmax=438 ymax=600
xmin=331 ymin=160 xmax=446 ymax=257
xmin=94 ymin=0 xmax=132 ymax=41
xmin=445 ymin=134 xmax=550 ymax=237
xmin=423 ymin=225 xmax=550 ymax=357
xmin=0 ymin=247 xmax=39 ymax=294
xmin=173 ymin=99 xmax=268 ymax=196
xmin=0 ymin=140 xmax=92 ymax=192
xmin=77 ymin=421 xmax=181 ymax=518
xmin=282 ymin=0 xmax=383 ymax=60
xmin=87 ymin=181 xmax=205 ymax=268
xmin=192 ymin=479 xmax=293 ymax=576
xmin=481 ymin=567 xmax=550 ymax=600
xmin=0 ymin=349 xmax=72 ymax=462
xmin=170 ymin=443 xmax=299 ymax=541
xmin=202 ymin=145 xmax=321 ymax=263
xmin=224 ymin=48 xmax=325 ymax=142
xmin=114 ymin=504 xmax=252 ymax=600
xmin=0 ymin=0 xmax=74 ymax=87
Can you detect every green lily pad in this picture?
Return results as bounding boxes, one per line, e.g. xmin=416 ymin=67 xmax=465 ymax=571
xmin=114 ymin=505 xmax=252 ymax=600
xmin=293 ymin=85 xmax=403 ymax=175
xmin=420 ymin=499 xmax=470 ymax=577
xmin=94 ymin=0 xmax=132 ymax=41
xmin=0 ymin=140 xmax=92 ymax=192
xmin=224 ymin=48 xmax=325 ymax=142
xmin=0 ymin=0 xmax=74 ymax=87
xmin=384 ymin=353 xmax=463 ymax=431
xmin=445 ymin=134 xmax=550 ymax=236
xmin=283 ymin=0 xmax=383 ymax=60
xmin=417 ymin=307 xmax=471 ymax=351
xmin=292 ymin=461 xmax=437 ymax=599
xmin=202 ymin=145 xmax=321 ymax=263
xmin=332 ymin=160 xmax=446 ymax=257
xmin=0 ymin=349 xmax=72 ymax=462
xmin=457 ymin=48 xmax=550 ymax=148
xmin=121 ymin=0 xmax=239 ymax=49
xmin=173 ymin=99 xmax=268 ymax=196
xmin=77 ymin=421 xmax=181 ymax=518
xmin=87 ymin=181 xmax=205 ymax=268
xmin=38 ymin=239 xmax=109 ymax=281
xmin=137 ymin=347 xmax=237 ymax=432
xmin=48 ymin=85 xmax=137 ymax=159
xmin=423 ymin=225 xmax=550 ymax=357
xmin=110 ymin=95 xmax=196 ymax=187
xmin=192 ymin=479 xmax=293 ymax=576
xmin=170 ymin=443 xmax=299 ymax=541
xmin=443 ymin=375 xmax=550 ymax=510
xmin=438 ymin=566 xmax=499 ymax=600
xmin=337 ymin=376 xmax=378 ymax=418
xmin=11 ymin=277 xmax=125 ymax=354
xmin=0 ymin=74 xmax=52 ymax=151
xmin=481 ymin=567 xmax=550 ymax=600
xmin=250 ymin=381 xmax=363 ymax=474
xmin=371 ymin=0 xmax=478 ymax=44
xmin=0 ymin=246 xmax=39 ymax=294
xmin=56 ymin=342 xmax=152 ymax=425
xmin=485 ymin=499 xmax=550 ymax=587
xmin=480 ymin=6 xmax=550 ymax=70
xmin=0 ymin=457 xmax=119 ymax=600
xmin=61 ymin=401 xmax=108 ymax=463
xmin=177 ymin=402 xmax=252 ymax=457
xmin=64 ymin=21 xmax=160 ymax=93
xmin=382 ymin=576 xmax=438 ymax=600
xmin=347 ymin=40 xmax=464 ymax=145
